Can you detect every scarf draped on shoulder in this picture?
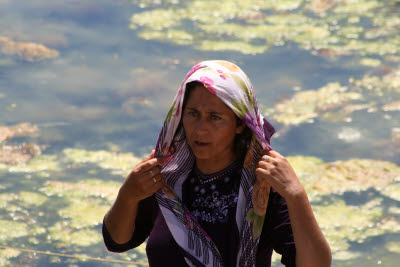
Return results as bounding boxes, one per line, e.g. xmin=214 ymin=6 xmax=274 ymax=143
xmin=154 ymin=60 xmax=275 ymax=267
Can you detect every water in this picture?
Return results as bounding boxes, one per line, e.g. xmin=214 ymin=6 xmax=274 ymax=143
xmin=1 ymin=0 xmax=399 ymax=266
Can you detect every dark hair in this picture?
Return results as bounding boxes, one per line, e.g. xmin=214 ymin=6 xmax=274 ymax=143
xmin=171 ymin=81 xmax=252 ymax=160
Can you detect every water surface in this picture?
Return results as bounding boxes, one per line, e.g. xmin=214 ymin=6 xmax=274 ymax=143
xmin=1 ymin=0 xmax=400 ymax=266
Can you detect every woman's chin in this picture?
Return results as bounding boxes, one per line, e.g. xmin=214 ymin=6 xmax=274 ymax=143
xmin=192 ymin=151 xmax=211 ymax=160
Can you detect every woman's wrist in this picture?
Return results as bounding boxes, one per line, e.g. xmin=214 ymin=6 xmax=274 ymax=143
xmin=117 ymin=185 xmax=141 ymax=207
xmin=283 ymin=183 xmax=307 ymax=204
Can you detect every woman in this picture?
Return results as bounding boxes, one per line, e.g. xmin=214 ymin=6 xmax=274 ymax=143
xmin=103 ymin=60 xmax=331 ymax=267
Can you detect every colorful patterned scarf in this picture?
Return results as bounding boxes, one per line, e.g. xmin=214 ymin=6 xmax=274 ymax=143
xmin=154 ymin=60 xmax=275 ymax=267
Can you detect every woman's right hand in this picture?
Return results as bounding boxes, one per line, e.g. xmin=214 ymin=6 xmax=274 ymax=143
xmin=119 ymin=150 xmax=165 ymax=204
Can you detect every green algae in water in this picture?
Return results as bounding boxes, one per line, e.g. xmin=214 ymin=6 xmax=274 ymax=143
xmin=0 ymin=123 xmax=38 ymax=143
xmin=58 ymin=198 xmax=110 ymax=229
xmin=267 ymin=64 xmax=400 ymax=126
xmin=353 ymin=69 xmax=400 ymax=94
xmin=0 ymin=123 xmax=59 ymax=175
xmin=0 ymin=35 xmax=59 ymax=62
xmin=18 ymin=191 xmax=47 ymax=207
xmin=383 ymin=101 xmax=400 ymax=112
xmin=48 ymin=222 xmax=102 ymax=247
xmin=139 ymin=29 xmax=194 ymax=45
xmin=42 ymin=179 xmax=120 ymax=201
xmin=269 ymin=82 xmax=363 ymax=126
xmin=285 ymin=156 xmax=400 ymax=258
xmin=386 ymin=242 xmax=400 ymax=254
xmin=129 ymin=0 xmax=400 ymax=58
xmin=0 ymin=248 xmax=20 ymax=259
xmin=198 ymin=40 xmax=269 ymax=54
xmin=333 ymin=250 xmax=362 ymax=261
xmin=271 ymin=251 xmax=282 ymax=265
xmin=0 ymin=220 xmax=29 ymax=241
xmin=286 ymin=156 xmax=323 ymax=178
xmin=130 ymin=9 xmax=182 ymax=31
xmin=0 ymin=143 xmax=42 ymax=166
xmin=62 ymin=148 xmax=141 ymax=176
xmin=7 ymin=155 xmax=60 ymax=174
xmin=287 ymin=156 xmax=400 ymax=201
xmin=0 ymin=248 xmax=21 ymax=267
xmin=40 ymin=179 xmax=120 ymax=229
xmin=381 ymin=183 xmax=400 ymax=201
xmin=312 ymin=199 xmax=400 ymax=256
xmin=360 ymin=57 xmax=382 ymax=67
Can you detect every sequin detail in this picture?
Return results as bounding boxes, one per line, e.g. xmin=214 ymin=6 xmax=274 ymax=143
xmin=194 ymin=160 xmax=240 ymax=185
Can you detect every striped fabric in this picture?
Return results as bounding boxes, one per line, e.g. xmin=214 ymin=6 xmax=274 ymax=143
xmin=154 ymin=60 xmax=275 ymax=266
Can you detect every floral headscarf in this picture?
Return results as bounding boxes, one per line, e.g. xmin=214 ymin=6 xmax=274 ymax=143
xmin=154 ymin=60 xmax=275 ymax=267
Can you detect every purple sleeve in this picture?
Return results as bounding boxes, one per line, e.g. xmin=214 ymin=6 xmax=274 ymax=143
xmin=102 ymin=196 xmax=156 ymax=253
xmin=270 ymin=190 xmax=296 ymax=266
xmin=257 ymin=189 xmax=296 ymax=266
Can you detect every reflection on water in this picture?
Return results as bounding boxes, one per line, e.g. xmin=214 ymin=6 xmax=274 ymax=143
xmin=0 ymin=0 xmax=399 ymax=266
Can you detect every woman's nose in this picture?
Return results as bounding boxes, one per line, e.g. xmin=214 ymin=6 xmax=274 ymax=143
xmin=194 ymin=118 xmax=210 ymax=133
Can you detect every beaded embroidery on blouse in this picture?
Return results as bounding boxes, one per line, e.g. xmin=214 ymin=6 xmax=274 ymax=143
xmin=194 ymin=160 xmax=241 ymax=184
xmin=186 ymin=160 xmax=241 ymax=224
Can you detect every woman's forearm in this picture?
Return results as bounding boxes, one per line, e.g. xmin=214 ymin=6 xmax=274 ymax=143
xmin=104 ymin=191 xmax=140 ymax=244
xmin=104 ymin=151 xmax=164 ymax=244
xmin=285 ymin=188 xmax=332 ymax=267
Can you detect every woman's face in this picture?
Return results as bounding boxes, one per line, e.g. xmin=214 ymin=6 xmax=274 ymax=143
xmin=182 ymin=84 xmax=245 ymax=169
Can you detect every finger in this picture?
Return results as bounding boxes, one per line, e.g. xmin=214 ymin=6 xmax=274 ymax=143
xmin=143 ymin=150 xmax=165 ymax=164
xmin=138 ymin=173 xmax=161 ymax=192
xmin=255 ymin=167 xmax=270 ymax=180
xmin=150 ymin=174 xmax=164 ymax=189
xmin=268 ymin=150 xmax=282 ymax=158
xmin=156 ymin=155 xmax=165 ymax=164
xmin=261 ymin=154 xmax=272 ymax=162
xmin=137 ymin=158 xmax=162 ymax=173
xmin=143 ymin=150 xmax=155 ymax=161
xmin=258 ymin=159 xmax=274 ymax=170
xmin=146 ymin=166 xmax=162 ymax=178
xmin=135 ymin=170 xmax=161 ymax=190
xmin=259 ymin=154 xmax=277 ymax=164
xmin=148 ymin=173 xmax=163 ymax=183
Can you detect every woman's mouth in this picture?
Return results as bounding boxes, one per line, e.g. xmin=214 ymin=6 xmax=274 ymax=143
xmin=194 ymin=141 xmax=209 ymax=147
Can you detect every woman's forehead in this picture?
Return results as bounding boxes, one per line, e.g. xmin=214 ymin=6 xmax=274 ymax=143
xmin=185 ymin=85 xmax=232 ymax=113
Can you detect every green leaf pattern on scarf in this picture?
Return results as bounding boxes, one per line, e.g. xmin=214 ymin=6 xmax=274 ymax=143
xmin=246 ymin=208 xmax=266 ymax=241
xmin=174 ymin=202 xmax=184 ymax=213
xmin=231 ymin=73 xmax=255 ymax=109
xmin=230 ymin=97 xmax=249 ymax=118
xmin=166 ymin=100 xmax=177 ymax=122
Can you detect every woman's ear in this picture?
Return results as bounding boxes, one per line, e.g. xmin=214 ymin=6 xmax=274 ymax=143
xmin=236 ymin=119 xmax=246 ymax=134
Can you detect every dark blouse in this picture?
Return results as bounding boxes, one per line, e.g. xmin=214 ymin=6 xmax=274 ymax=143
xmin=103 ymin=164 xmax=296 ymax=267
xmin=182 ymin=160 xmax=242 ymax=266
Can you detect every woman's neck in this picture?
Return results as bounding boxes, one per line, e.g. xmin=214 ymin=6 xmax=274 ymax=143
xmin=195 ymin=155 xmax=238 ymax=174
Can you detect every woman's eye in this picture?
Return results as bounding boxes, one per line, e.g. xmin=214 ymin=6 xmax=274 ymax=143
xmin=211 ymin=115 xmax=221 ymax=120
xmin=188 ymin=111 xmax=197 ymax=117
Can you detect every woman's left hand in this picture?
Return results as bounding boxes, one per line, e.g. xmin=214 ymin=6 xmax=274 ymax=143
xmin=255 ymin=150 xmax=304 ymax=200
xmin=257 ymin=150 xmax=332 ymax=266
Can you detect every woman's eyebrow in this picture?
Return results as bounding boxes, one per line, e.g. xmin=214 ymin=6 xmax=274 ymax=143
xmin=209 ymin=111 xmax=224 ymax=115
xmin=186 ymin=106 xmax=224 ymax=115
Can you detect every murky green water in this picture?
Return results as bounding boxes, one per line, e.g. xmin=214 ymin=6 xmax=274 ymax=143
xmin=1 ymin=0 xmax=399 ymax=266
